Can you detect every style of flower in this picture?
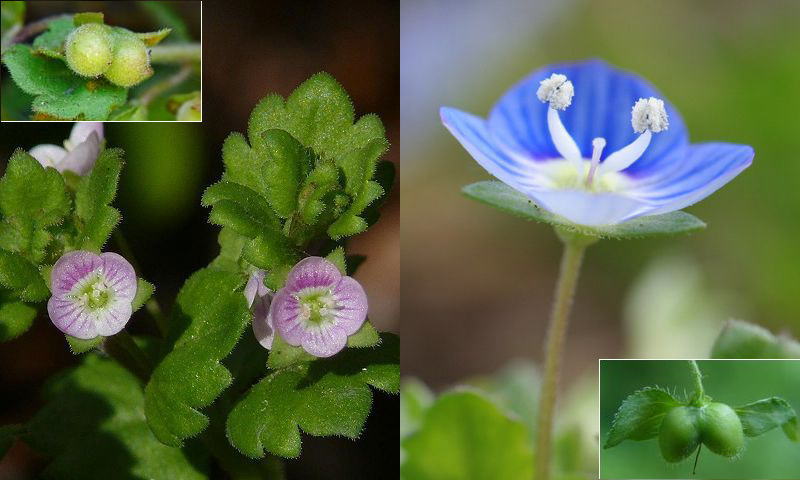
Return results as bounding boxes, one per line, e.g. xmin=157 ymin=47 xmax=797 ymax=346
xmin=29 ymin=122 xmax=104 ymax=175
xmin=441 ymin=60 xmax=754 ymax=226
xmin=271 ymin=257 xmax=368 ymax=357
xmin=47 ymin=251 xmax=138 ymax=339
xmin=245 ymin=269 xmax=275 ymax=349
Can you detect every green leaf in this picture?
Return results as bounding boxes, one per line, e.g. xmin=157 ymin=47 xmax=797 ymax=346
xmin=136 ymin=27 xmax=172 ymax=46
xmin=108 ymin=104 xmax=148 ymax=121
xmin=132 ymin=278 xmax=154 ymax=313
xmin=347 ymin=320 xmax=380 ymax=348
xmin=227 ymin=333 xmax=399 ymax=458
xmin=0 ymin=1 xmax=25 ymax=52
xmin=0 ymin=149 xmax=69 ymax=262
xmin=325 ymin=246 xmax=347 ymax=274
xmin=144 ymin=269 xmax=250 ymax=447
xmin=247 ymin=73 xmax=386 ymax=163
xmin=463 ymin=181 xmax=707 ymax=239
xmin=73 ymin=12 xmax=104 ymax=26
xmin=66 ymin=335 xmax=103 ymax=354
xmin=0 ymin=297 xmax=36 ymax=341
xmin=25 ymin=354 xmax=208 ymax=479
xmin=711 ymin=319 xmax=800 ymax=359
xmin=2 ymin=44 xmax=127 ymax=120
xmin=0 ymin=249 xmax=50 ymax=302
xmin=74 ymin=148 xmax=123 ymax=250
xmin=401 ymin=389 xmax=534 ymax=480
xmin=604 ymin=387 xmax=682 ymax=448
xmin=208 ymin=228 xmax=248 ymax=274
xmin=260 ymin=129 xmax=308 ymax=218
xmin=202 ymin=181 xmax=280 ymax=231
xmin=735 ymin=397 xmax=799 ymax=441
xmin=30 ymin=17 xmax=74 ymax=58
xmin=297 ymin=162 xmax=339 ymax=225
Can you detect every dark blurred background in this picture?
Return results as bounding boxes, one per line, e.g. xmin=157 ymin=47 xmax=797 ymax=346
xmin=600 ymin=360 xmax=800 ymax=478
xmin=401 ymin=0 xmax=800 ymax=385
xmin=0 ymin=1 xmax=399 ymax=479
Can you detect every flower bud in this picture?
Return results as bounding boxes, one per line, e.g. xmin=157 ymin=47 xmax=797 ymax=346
xmin=104 ymin=31 xmax=153 ymax=87
xmin=65 ymin=23 xmax=113 ymax=77
xmin=659 ymin=406 xmax=701 ymax=463
xmin=699 ymin=402 xmax=744 ymax=458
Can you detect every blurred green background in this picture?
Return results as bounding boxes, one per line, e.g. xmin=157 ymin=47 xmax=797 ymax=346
xmin=600 ymin=360 xmax=800 ymax=479
xmin=402 ymin=0 xmax=800 ymax=385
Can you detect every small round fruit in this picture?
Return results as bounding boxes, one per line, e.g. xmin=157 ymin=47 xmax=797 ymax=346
xmin=659 ymin=406 xmax=701 ymax=463
xmin=700 ymin=402 xmax=744 ymax=458
xmin=65 ymin=24 xmax=113 ymax=77
xmin=104 ymin=32 xmax=153 ymax=87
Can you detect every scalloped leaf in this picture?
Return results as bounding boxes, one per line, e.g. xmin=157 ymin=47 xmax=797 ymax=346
xmin=604 ymin=387 xmax=682 ymax=448
xmin=2 ymin=44 xmax=127 ymax=120
xmin=25 ymin=354 xmax=208 ymax=479
xmin=0 ymin=294 xmax=36 ymax=341
xmin=711 ymin=319 xmax=800 ymax=359
xmin=144 ymin=268 xmax=250 ymax=447
xmin=0 ymin=150 xmax=69 ymax=263
xmin=226 ymin=333 xmax=399 ymax=458
xmin=401 ymin=389 xmax=534 ymax=480
xmin=31 ymin=17 xmax=74 ymax=56
xmin=0 ymin=249 xmax=50 ymax=302
xmin=74 ymin=148 xmax=123 ymax=251
xmin=463 ymin=181 xmax=706 ymax=239
xmin=735 ymin=397 xmax=799 ymax=441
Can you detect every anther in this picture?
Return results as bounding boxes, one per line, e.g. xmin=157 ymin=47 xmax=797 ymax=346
xmin=536 ymin=73 xmax=574 ymax=111
xmin=631 ymin=97 xmax=669 ymax=133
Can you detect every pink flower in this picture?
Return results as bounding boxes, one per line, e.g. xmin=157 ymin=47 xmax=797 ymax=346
xmin=271 ymin=257 xmax=368 ymax=357
xmin=47 ymin=251 xmax=137 ymax=339
xmin=245 ymin=270 xmax=275 ymax=349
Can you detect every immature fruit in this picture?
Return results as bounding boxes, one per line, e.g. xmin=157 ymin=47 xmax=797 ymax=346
xmin=699 ymin=402 xmax=744 ymax=458
xmin=65 ymin=23 xmax=113 ymax=77
xmin=104 ymin=32 xmax=153 ymax=87
xmin=659 ymin=406 xmax=701 ymax=463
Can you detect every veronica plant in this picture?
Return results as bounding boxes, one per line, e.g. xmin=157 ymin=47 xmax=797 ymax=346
xmin=0 ymin=73 xmax=398 ymax=478
xmin=442 ymin=59 xmax=753 ymax=480
xmin=0 ymin=3 xmax=201 ymax=121
xmin=605 ymin=361 xmax=799 ymax=475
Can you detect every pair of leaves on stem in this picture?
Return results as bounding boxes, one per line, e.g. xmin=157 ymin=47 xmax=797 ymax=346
xmin=604 ymin=387 xmax=799 ymax=450
xmin=0 ymin=149 xmax=152 ymax=348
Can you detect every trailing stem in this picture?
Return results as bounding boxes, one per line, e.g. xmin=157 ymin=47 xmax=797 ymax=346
xmin=534 ymin=228 xmax=596 ymax=480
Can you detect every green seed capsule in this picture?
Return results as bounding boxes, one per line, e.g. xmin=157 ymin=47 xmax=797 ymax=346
xmin=65 ymin=24 xmax=113 ymax=77
xmin=699 ymin=402 xmax=744 ymax=458
xmin=659 ymin=406 xmax=701 ymax=463
xmin=104 ymin=32 xmax=153 ymax=87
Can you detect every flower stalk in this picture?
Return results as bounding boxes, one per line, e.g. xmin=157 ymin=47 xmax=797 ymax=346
xmin=534 ymin=228 xmax=596 ymax=480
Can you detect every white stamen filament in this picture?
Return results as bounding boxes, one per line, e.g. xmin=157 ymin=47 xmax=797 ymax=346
xmin=547 ymin=108 xmax=582 ymax=171
xmin=585 ymin=137 xmax=606 ymax=187
xmin=598 ymin=129 xmax=651 ymax=175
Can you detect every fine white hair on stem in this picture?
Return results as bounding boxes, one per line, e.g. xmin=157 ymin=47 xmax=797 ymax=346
xmin=537 ymin=73 xmax=574 ymax=110
xmin=631 ymin=97 xmax=669 ymax=133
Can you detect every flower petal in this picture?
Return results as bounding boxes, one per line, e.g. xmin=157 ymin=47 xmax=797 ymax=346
xmin=301 ymin=325 xmax=348 ymax=358
xmin=67 ymin=122 xmax=104 ymax=149
xmin=252 ymin=297 xmax=275 ymax=349
xmin=628 ymin=143 xmax=753 ymax=215
xmin=271 ymin=290 xmax=305 ymax=345
xmin=332 ymin=276 xmax=368 ymax=335
xmin=440 ymin=106 xmax=552 ymax=191
xmin=523 ymin=188 xmax=654 ymax=226
xmin=92 ymin=300 xmax=133 ymax=337
xmin=100 ymin=252 xmax=138 ymax=300
xmin=50 ymin=251 xmax=103 ymax=296
xmin=486 ymin=59 xmax=688 ymax=174
xmin=29 ymin=144 xmax=67 ymax=169
xmin=283 ymin=256 xmax=342 ymax=292
xmin=59 ymin=131 xmax=101 ymax=175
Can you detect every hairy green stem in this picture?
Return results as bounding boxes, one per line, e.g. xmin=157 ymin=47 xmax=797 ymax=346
xmin=534 ymin=229 xmax=595 ymax=480
xmin=690 ymin=360 xmax=705 ymax=401
xmin=136 ymin=63 xmax=193 ymax=107
xmin=149 ymin=43 xmax=201 ymax=64
xmin=103 ymin=330 xmax=152 ymax=382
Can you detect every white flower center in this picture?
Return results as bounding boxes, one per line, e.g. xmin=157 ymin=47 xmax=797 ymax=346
xmin=295 ymin=287 xmax=338 ymax=328
xmin=536 ymin=73 xmax=669 ymax=193
xmin=70 ymin=274 xmax=113 ymax=310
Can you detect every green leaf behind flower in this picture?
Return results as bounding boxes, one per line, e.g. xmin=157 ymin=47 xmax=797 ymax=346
xmin=604 ymin=387 xmax=682 ymax=448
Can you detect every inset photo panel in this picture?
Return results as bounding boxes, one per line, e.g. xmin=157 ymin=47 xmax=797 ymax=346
xmin=600 ymin=359 xmax=800 ymax=479
xmin=0 ymin=1 xmax=201 ymax=121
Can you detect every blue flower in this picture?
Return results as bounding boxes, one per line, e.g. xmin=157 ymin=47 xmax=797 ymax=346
xmin=441 ymin=60 xmax=753 ymax=226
